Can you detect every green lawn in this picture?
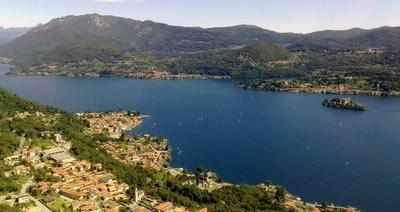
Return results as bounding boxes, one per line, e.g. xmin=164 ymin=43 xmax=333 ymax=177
xmin=48 ymin=197 xmax=71 ymax=212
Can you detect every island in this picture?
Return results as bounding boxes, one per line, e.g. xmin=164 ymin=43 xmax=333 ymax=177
xmin=0 ymin=87 xmax=359 ymax=211
xmin=322 ymin=97 xmax=367 ymax=111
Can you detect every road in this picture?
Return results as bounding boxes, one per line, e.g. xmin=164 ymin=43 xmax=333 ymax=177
xmin=19 ymin=177 xmax=52 ymax=212
xmin=28 ymin=196 xmax=52 ymax=212
xmin=19 ymin=177 xmax=34 ymax=195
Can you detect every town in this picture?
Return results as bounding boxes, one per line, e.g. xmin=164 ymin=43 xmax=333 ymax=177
xmin=0 ymin=110 xmax=193 ymax=211
xmin=77 ymin=111 xmax=144 ymax=139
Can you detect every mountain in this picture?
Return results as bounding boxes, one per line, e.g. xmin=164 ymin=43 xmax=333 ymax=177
xmin=304 ymin=27 xmax=400 ymax=49
xmin=0 ymin=14 xmax=298 ymax=65
xmin=0 ymin=27 xmax=30 ymax=46
xmin=345 ymin=26 xmax=400 ymax=48
xmin=2 ymin=13 xmax=400 ymax=68
xmin=307 ymin=28 xmax=366 ymax=40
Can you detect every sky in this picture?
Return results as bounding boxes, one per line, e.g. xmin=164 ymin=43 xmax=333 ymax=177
xmin=0 ymin=0 xmax=399 ymax=33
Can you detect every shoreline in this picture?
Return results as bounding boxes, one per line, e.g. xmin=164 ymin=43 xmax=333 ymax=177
xmin=112 ymin=111 xmax=358 ymax=211
xmin=239 ymin=85 xmax=400 ymax=97
xmin=5 ymin=71 xmax=232 ymax=80
xmin=0 ymin=78 xmax=358 ymax=211
xmin=5 ymin=71 xmax=400 ymax=97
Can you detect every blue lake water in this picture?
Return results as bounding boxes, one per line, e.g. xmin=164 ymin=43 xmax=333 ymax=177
xmin=1 ymin=64 xmax=400 ymax=211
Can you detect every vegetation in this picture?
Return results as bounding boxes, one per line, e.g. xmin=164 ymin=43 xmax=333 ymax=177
xmin=32 ymin=168 xmax=61 ymax=182
xmin=0 ymin=203 xmax=18 ymax=212
xmin=0 ymin=175 xmax=22 ymax=195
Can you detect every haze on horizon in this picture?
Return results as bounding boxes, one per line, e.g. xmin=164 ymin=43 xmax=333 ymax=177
xmin=0 ymin=0 xmax=399 ymax=33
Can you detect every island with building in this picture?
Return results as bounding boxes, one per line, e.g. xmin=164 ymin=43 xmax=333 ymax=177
xmin=0 ymin=88 xmax=358 ymax=211
xmin=322 ymin=97 xmax=367 ymax=111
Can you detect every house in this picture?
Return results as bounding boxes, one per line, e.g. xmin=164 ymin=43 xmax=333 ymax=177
xmin=141 ymin=197 xmax=158 ymax=207
xmin=154 ymin=202 xmax=174 ymax=212
xmin=104 ymin=200 xmax=121 ymax=212
xmin=129 ymin=155 xmax=141 ymax=163
xmin=174 ymin=207 xmax=189 ymax=212
xmin=13 ymin=165 xmax=29 ymax=175
xmin=43 ymin=147 xmax=65 ymax=155
xmin=60 ymin=189 xmax=85 ymax=200
xmin=98 ymin=175 xmax=113 ymax=183
xmin=134 ymin=187 xmax=145 ymax=203
xmin=41 ymin=195 xmax=56 ymax=204
xmin=5 ymin=155 xmax=21 ymax=166
xmin=49 ymin=151 xmax=75 ymax=163
xmin=16 ymin=194 xmax=31 ymax=204
xmin=131 ymin=206 xmax=151 ymax=212
xmin=54 ymin=134 xmax=62 ymax=142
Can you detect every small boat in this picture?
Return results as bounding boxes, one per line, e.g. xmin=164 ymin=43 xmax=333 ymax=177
xmin=177 ymin=147 xmax=183 ymax=155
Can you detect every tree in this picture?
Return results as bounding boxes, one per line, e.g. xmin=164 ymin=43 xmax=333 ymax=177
xmin=275 ymin=186 xmax=286 ymax=202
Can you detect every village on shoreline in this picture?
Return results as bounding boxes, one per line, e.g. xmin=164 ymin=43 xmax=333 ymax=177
xmin=5 ymin=68 xmax=231 ymax=80
xmin=237 ymin=79 xmax=400 ymax=96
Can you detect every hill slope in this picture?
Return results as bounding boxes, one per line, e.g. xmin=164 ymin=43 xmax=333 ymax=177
xmin=2 ymin=14 xmax=400 ymax=78
xmin=0 ymin=14 xmax=292 ymax=65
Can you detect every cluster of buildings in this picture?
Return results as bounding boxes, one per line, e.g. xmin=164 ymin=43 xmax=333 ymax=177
xmin=248 ymin=79 xmax=395 ymax=96
xmin=2 ymin=128 xmax=131 ymax=211
xmin=124 ymin=70 xmax=230 ymax=80
xmin=101 ymin=137 xmax=169 ymax=170
xmin=78 ymin=111 xmax=141 ymax=139
xmin=5 ymin=143 xmax=194 ymax=211
xmin=2 ymin=116 xmax=193 ymax=212
xmin=36 ymin=160 xmax=130 ymax=211
xmin=5 ymin=142 xmax=135 ymax=211
xmin=78 ymin=111 xmax=171 ymax=170
xmin=195 ymin=171 xmax=233 ymax=192
xmin=3 ymin=110 xmax=212 ymax=211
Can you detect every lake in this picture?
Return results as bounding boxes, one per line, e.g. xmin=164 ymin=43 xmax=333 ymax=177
xmin=1 ymin=64 xmax=400 ymax=211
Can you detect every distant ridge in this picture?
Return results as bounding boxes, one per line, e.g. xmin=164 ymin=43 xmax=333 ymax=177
xmin=0 ymin=27 xmax=30 ymax=47
xmin=1 ymin=14 xmax=400 ymax=66
xmin=0 ymin=14 xmax=293 ymax=65
xmin=308 ymin=28 xmax=367 ymax=40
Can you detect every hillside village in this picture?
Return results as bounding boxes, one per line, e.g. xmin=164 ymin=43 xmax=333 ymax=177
xmin=0 ymin=111 xmax=197 ymax=211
